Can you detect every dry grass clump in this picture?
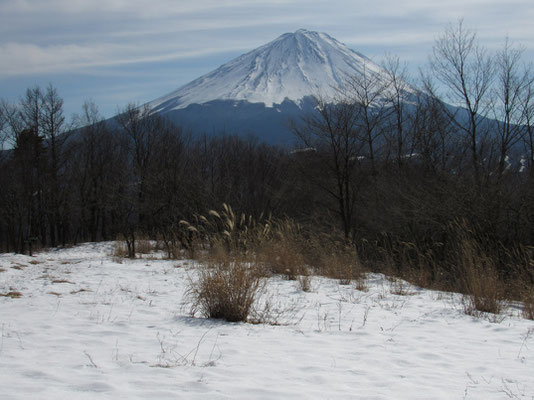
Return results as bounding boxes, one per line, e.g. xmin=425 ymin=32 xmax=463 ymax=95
xmin=186 ymin=259 xmax=264 ymax=322
xmin=51 ymin=278 xmax=74 ymax=284
xmin=0 ymin=291 xmax=22 ymax=298
xmin=70 ymin=288 xmax=91 ymax=295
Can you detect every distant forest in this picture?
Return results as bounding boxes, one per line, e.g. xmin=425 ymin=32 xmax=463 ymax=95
xmin=1 ymin=21 xmax=534 ymax=297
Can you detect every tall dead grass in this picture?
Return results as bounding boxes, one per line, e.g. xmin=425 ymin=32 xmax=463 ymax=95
xmin=131 ymin=204 xmax=534 ymax=321
xmin=359 ymin=219 xmax=523 ymax=317
xmin=180 ymin=205 xmax=369 ymax=289
xmin=179 ymin=203 xmax=277 ymax=256
xmin=454 ymin=229 xmax=508 ymax=317
xmin=317 ymin=246 xmax=362 ymax=284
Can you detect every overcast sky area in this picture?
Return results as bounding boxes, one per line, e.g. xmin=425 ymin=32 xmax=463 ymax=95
xmin=1 ymin=0 xmax=534 ymax=119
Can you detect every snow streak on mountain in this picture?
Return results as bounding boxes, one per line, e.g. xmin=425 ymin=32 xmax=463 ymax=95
xmin=149 ymin=29 xmax=387 ymax=113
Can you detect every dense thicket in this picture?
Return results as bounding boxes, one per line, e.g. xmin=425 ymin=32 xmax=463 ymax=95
xmin=1 ymin=22 xmax=533 ymax=295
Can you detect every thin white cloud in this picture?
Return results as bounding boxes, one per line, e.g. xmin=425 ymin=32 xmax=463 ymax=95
xmin=0 ymin=41 xmax=252 ymax=76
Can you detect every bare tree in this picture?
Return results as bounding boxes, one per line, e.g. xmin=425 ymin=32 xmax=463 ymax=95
xmin=20 ymin=86 xmax=44 ymax=136
xmin=41 ymin=85 xmax=69 ymax=246
xmin=293 ymin=95 xmax=365 ymax=239
xmin=344 ymin=60 xmax=392 ymax=176
xmin=1 ymin=99 xmax=25 ymax=147
xmin=0 ymin=102 xmax=6 ymax=150
xmin=381 ymin=54 xmax=412 ymax=166
xmin=430 ymin=20 xmax=494 ymax=187
xmin=70 ymin=101 xmax=117 ymax=242
xmin=492 ymin=39 xmax=531 ymax=179
xmin=520 ymin=65 xmax=534 ymax=175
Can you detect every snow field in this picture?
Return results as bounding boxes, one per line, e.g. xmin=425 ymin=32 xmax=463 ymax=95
xmin=0 ymin=242 xmax=533 ymax=399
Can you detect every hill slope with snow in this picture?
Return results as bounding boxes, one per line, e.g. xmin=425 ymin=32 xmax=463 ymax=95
xmin=1 ymin=243 xmax=533 ymax=399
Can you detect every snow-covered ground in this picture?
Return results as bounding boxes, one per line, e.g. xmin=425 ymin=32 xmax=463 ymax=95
xmin=1 ymin=242 xmax=533 ymax=399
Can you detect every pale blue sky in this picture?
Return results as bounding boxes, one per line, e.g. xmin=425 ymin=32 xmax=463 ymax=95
xmin=2 ymin=0 xmax=533 ymax=119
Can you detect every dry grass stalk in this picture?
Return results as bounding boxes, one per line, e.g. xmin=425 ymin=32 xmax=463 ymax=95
xmin=113 ymin=241 xmax=129 ymax=258
xmin=388 ymin=277 xmax=415 ymax=296
xmin=180 ymin=204 xmax=305 ymax=262
xmin=259 ymin=240 xmax=305 ymax=280
xmin=522 ymin=291 xmax=534 ymax=320
xmin=455 ymin=229 xmax=507 ymax=316
xmin=297 ymin=269 xmax=313 ymax=292
xmin=355 ymin=276 xmax=368 ymax=292
xmin=460 ymin=265 xmax=507 ymax=317
xmin=318 ymin=247 xmax=362 ymax=284
xmin=135 ymin=239 xmax=154 ymax=255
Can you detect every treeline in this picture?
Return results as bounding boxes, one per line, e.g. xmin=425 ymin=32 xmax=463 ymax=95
xmin=0 ymin=93 xmax=292 ymax=255
xmin=0 ymin=21 xmax=533 ymax=294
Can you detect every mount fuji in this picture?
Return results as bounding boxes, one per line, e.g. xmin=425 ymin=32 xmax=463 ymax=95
xmin=146 ymin=29 xmax=394 ymax=144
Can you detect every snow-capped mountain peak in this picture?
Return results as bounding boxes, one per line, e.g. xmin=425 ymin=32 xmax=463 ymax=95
xmin=149 ymin=29 xmax=387 ymax=113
